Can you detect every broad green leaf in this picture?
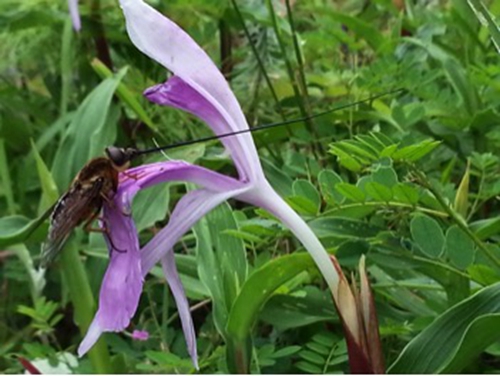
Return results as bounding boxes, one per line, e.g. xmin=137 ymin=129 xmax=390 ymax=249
xmin=329 ymin=145 xmax=363 ymax=172
xmin=318 ymin=169 xmax=343 ymax=205
xmin=389 ymin=283 xmax=500 ymax=373
xmin=393 ymin=183 xmax=420 ymax=204
xmin=260 ymin=286 xmax=337 ymax=330
xmin=51 ymin=69 xmax=126 ymax=189
xmin=410 ymin=215 xmax=445 ymax=258
xmin=470 ymin=216 xmax=500 ymax=240
xmin=226 ymin=253 xmax=315 ymax=374
xmin=0 ymin=215 xmax=49 ymax=248
xmin=286 ymin=196 xmax=319 ymax=216
xmin=293 ymin=179 xmax=321 ymax=214
xmin=467 ymin=264 xmax=500 ymax=285
xmin=261 ymin=157 xmax=293 ymax=197
xmin=91 ymin=58 xmax=158 ymax=132
xmin=308 ymin=217 xmax=382 ymax=239
xmin=364 ymin=181 xmax=393 ymax=201
xmin=31 ymin=141 xmax=59 ymax=212
xmin=371 ymin=163 xmax=398 ymax=187
xmin=445 ymin=225 xmax=475 ymax=269
xmin=334 ymin=183 xmax=366 ymax=202
xmin=194 ymin=200 xmax=248 ymax=338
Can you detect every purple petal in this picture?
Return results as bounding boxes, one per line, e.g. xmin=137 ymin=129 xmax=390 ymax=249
xmin=119 ymin=0 xmax=262 ymax=181
xmin=118 ymin=161 xmax=245 ymax=198
xmin=141 ymin=186 xmax=249 ymax=272
xmin=132 ymin=330 xmax=149 ymax=341
xmin=78 ymin=203 xmax=142 ymax=356
xmin=68 ymin=0 xmax=81 ymax=31
xmin=161 ymin=251 xmax=198 ymax=369
xmin=145 ymin=77 xmax=259 ymax=181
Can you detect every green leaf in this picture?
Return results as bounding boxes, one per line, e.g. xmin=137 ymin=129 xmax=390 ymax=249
xmin=51 ymin=69 xmax=126 ymax=189
xmin=91 ymin=58 xmax=158 ymax=132
xmin=445 ymin=225 xmax=475 ymax=269
xmin=293 ymin=179 xmax=321 ymax=214
xmin=318 ymin=169 xmax=344 ymax=205
xmin=467 ymin=0 xmax=500 ymax=53
xmin=226 ymin=253 xmax=316 ymax=373
xmin=393 ymin=183 xmax=420 ymax=205
xmin=328 ymin=145 xmax=363 ymax=172
xmin=364 ymin=181 xmax=393 ymax=201
xmin=410 ymin=215 xmax=445 ymax=258
xmin=334 ymin=182 xmax=366 ymax=202
xmin=308 ymin=217 xmax=382 ymax=239
xmin=388 ymin=283 xmax=500 ymax=373
xmin=470 ymin=216 xmax=500 ymax=240
xmin=193 ymin=200 xmax=248 ymax=338
xmin=0 ymin=215 xmax=48 ymax=248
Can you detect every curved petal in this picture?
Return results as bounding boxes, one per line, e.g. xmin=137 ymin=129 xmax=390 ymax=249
xmin=119 ymin=0 xmax=262 ymax=181
xmin=78 ymin=203 xmax=142 ymax=356
xmin=68 ymin=0 xmax=81 ymax=31
xmin=118 ymin=160 xmax=244 ymax=197
xmin=161 ymin=250 xmax=198 ymax=369
xmin=145 ymin=77 xmax=256 ymax=182
xmin=142 ymin=186 xmax=250 ymax=273
xmin=237 ymin=181 xmax=340 ymax=298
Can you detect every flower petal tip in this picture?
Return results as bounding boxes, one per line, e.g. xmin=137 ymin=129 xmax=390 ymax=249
xmin=132 ymin=329 xmax=150 ymax=341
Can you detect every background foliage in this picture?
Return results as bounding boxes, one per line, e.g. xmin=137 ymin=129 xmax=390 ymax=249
xmin=1 ymin=0 xmax=500 ymax=373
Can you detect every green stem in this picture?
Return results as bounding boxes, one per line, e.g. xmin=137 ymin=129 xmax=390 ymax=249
xmin=60 ymin=242 xmax=112 ymax=373
xmin=322 ymin=201 xmax=448 ymax=218
xmin=0 ymin=139 xmax=16 ymax=214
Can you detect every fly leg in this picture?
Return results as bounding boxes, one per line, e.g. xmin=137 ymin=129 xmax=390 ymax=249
xmin=83 ymin=211 xmax=126 ymax=253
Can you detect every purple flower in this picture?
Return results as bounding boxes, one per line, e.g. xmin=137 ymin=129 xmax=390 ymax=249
xmin=132 ymin=330 xmax=149 ymax=341
xmin=68 ymin=0 xmax=81 ymax=32
xmin=78 ymin=0 xmax=341 ymax=369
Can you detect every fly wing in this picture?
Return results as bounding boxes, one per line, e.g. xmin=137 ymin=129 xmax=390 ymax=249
xmin=40 ymin=178 xmax=104 ymax=267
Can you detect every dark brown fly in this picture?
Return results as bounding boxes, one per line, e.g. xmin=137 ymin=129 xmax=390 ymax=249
xmin=40 ymin=149 xmax=134 ymax=267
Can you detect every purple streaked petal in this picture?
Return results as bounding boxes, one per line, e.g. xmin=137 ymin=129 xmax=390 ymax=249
xmin=78 ymin=196 xmax=142 ymax=356
xmin=68 ymin=0 xmax=81 ymax=31
xmin=142 ymin=186 xmax=250 ymax=273
xmin=145 ymin=77 xmax=258 ymax=181
xmin=118 ymin=161 xmax=245 ymax=198
xmin=119 ymin=0 xmax=262 ymax=181
xmin=161 ymin=250 xmax=198 ymax=369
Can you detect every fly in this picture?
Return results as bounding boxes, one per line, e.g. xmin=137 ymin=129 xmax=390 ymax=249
xmin=40 ymin=151 xmax=131 ymax=267
xmin=40 ymin=89 xmax=401 ymax=266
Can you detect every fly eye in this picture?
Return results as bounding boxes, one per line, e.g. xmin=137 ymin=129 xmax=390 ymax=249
xmin=105 ymin=146 xmax=127 ymax=167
